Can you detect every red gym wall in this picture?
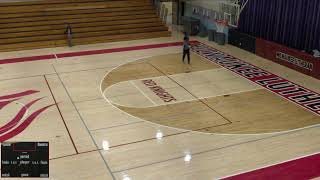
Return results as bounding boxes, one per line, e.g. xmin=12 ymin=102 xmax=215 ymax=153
xmin=256 ymin=38 xmax=320 ymax=80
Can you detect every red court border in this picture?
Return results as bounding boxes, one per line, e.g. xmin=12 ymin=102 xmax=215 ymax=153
xmin=222 ymin=152 xmax=320 ymax=180
xmin=0 ymin=41 xmax=196 ymax=65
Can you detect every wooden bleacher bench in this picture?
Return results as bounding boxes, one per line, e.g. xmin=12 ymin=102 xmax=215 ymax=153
xmin=0 ymin=0 xmax=170 ymax=52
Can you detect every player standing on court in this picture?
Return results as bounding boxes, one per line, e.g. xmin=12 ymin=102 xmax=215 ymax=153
xmin=182 ymin=35 xmax=191 ymax=64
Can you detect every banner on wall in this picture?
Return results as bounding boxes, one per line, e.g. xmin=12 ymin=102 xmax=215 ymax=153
xmin=191 ymin=2 xmax=240 ymax=27
xmin=192 ymin=5 xmax=222 ymax=21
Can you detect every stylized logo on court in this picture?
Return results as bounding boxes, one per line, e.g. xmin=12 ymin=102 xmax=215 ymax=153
xmin=142 ymin=79 xmax=177 ymax=103
xmin=0 ymin=90 xmax=54 ymax=142
xmin=192 ymin=43 xmax=320 ymax=115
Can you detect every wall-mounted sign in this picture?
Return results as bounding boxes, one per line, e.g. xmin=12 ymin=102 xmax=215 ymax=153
xmin=192 ymin=6 xmax=222 ymax=21
xmin=276 ymin=52 xmax=313 ymax=71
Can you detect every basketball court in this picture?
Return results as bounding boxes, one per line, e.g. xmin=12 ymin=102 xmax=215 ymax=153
xmin=0 ymin=0 xmax=320 ymax=179
xmin=0 ymin=32 xmax=319 ymax=179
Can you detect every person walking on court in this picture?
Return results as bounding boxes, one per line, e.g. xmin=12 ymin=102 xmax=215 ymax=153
xmin=182 ymin=36 xmax=191 ymax=64
xmin=64 ymin=24 xmax=73 ymax=47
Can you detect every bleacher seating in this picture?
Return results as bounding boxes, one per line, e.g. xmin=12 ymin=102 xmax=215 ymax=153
xmin=0 ymin=0 xmax=171 ymax=52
